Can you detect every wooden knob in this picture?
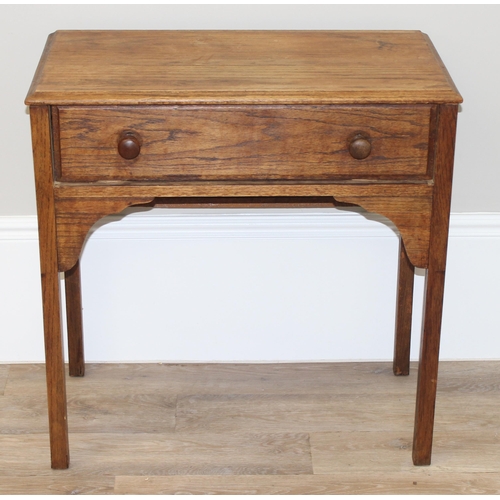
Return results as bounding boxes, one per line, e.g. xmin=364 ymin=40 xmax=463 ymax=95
xmin=118 ymin=133 xmax=141 ymax=160
xmin=348 ymin=135 xmax=371 ymax=160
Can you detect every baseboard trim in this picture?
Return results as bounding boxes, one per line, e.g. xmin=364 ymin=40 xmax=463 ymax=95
xmin=1 ymin=211 xmax=499 ymax=241
xmin=0 ymin=215 xmax=38 ymax=240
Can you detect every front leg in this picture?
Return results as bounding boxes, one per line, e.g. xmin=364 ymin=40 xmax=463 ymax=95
xmin=31 ymin=105 xmax=70 ymax=469
xmin=412 ymin=104 xmax=458 ymax=465
xmin=412 ymin=262 xmax=447 ymax=465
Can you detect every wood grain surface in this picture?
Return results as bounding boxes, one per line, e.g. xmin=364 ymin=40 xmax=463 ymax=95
xmin=64 ymin=261 xmax=85 ymax=377
xmin=52 ymin=184 xmax=433 ymax=271
xmin=0 ymin=394 xmax=176 ymax=435
xmin=393 ymin=239 xmax=415 ymax=376
xmin=0 ymin=433 xmax=312 ymax=477
xmin=25 ymin=31 xmax=462 ymax=105
xmin=8 ymin=362 xmax=497 ymax=398
xmin=311 ymin=430 xmax=500 ymax=474
xmin=1 ymin=361 xmax=499 ymax=494
xmin=174 ymin=393 xmax=415 ymax=434
xmin=30 ymin=106 xmax=69 ymax=469
xmin=54 ymin=195 xmax=154 ymax=272
xmin=412 ymin=104 xmax=458 ymax=465
xmin=0 ymin=366 xmax=8 ymax=396
xmin=113 ymin=473 xmax=500 ymax=495
xmin=0 ymin=476 xmax=114 ymax=495
xmin=4 ymin=362 xmax=415 ymax=397
xmin=56 ymin=105 xmax=432 ymax=182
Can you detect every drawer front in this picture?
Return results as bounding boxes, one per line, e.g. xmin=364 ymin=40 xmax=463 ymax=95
xmin=55 ymin=105 xmax=433 ymax=182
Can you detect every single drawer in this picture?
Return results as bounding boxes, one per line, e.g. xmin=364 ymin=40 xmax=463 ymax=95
xmin=55 ymin=105 xmax=433 ymax=182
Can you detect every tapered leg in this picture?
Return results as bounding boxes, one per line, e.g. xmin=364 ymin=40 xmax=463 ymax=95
xmin=393 ymin=239 xmax=415 ymax=376
xmin=412 ymin=264 xmax=447 ymax=465
xmin=65 ymin=260 xmax=85 ymax=377
xmin=31 ymin=105 xmax=70 ymax=469
xmin=412 ymin=104 xmax=458 ymax=466
xmin=41 ymin=257 xmax=70 ymax=469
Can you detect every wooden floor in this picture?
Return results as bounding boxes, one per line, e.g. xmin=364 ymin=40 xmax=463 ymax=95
xmin=1 ymin=361 xmax=500 ymax=494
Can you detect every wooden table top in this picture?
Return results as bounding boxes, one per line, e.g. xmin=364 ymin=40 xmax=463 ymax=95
xmin=26 ymin=30 xmax=462 ymax=106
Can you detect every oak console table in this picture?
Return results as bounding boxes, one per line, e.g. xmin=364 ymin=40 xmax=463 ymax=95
xmin=26 ymin=30 xmax=462 ymax=469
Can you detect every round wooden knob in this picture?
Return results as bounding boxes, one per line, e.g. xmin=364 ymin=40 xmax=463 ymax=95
xmin=118 ymin=133 xmax=141 ymax=160
xmin=348 ymin=135 xmax=371 ymax=160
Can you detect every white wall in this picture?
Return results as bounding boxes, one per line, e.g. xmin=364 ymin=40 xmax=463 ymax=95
xmin=1 ymin=211 xmax=499 ymax=363
xmin=1 ymin=5 xmax=499 ymax=363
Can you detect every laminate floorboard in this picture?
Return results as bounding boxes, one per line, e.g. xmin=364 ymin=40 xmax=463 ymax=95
xmin=310 ymin=430 xmax=500 ymax=473
xmin=0 ymin=432 xmax=312 ymax=477
xmin=175 ymin=393 xmax=416 ymax=433
xmin=0 ymin=361 xmax=499 ymax=494
xmin=0 ymin=476 xmax=114 ymax=495
xmin=113 ymin=472 xmax=500 ymax=495
xmin=0 ymin=365 xmax=8 ymax=395
xmin=3 ymin=361 xmax=416 ymax=397
xmin=0 ymin=394 xmax=176 ymax=434
xmin=435 ymin=361 xmax=500 ymax=393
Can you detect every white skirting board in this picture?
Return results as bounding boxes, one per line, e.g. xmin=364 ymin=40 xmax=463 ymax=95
xmin=1 ymin=209 xmax=499 ymax=363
